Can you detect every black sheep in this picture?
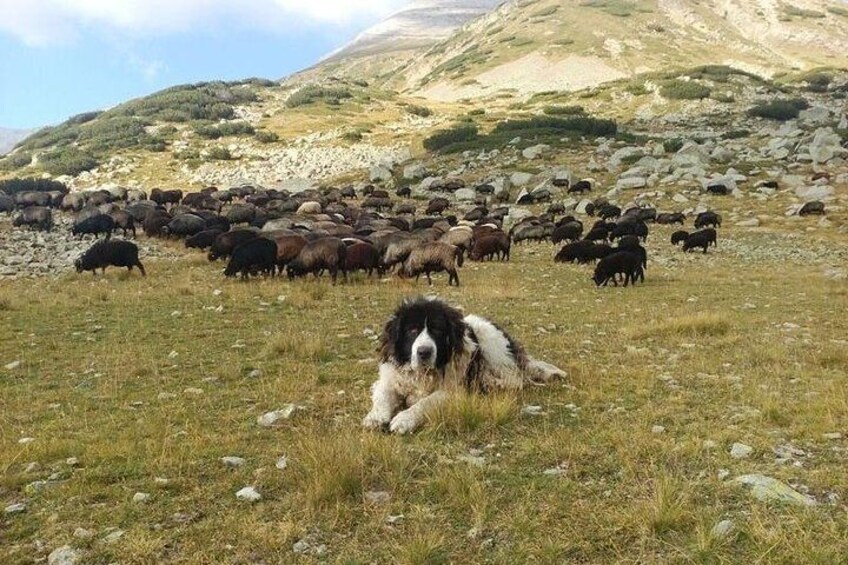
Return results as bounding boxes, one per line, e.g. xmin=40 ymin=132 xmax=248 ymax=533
xmin=656 ymin=212 xmax=685 ymax=225
xmin=682 ymin=229 xmax=717 ymax=253
xmin=75 ymin=240 xmax=145 ymax=276
xmin=694 ymin=211 xmax=722 ymax=229
xmin=555 ymin=241 xmax=612 ymax=264
xmin=599 ymin=205 xmax=622 ymax=220
xmin=568 ymin=180 xmax=592 ymax=194
xmin=551 ymin=222 xmax=583 ymax=244
xmin=610 ymin=220 xmax=648 ymax=242
xmin=72 ymin=214 xmax=115 ymax=239
xmin=185 ymin=229 xmax=224 ymax=250
xmin=208 ymin=229 xmax=260 ymax=261
xmin=592 ymin=251 xmax=643 ymax=287
xmin=671 ymin=230 xmax=689 ymax=246
xmin=616 ymin=236 xmax=647 ymax=282
xmin=224 ymin=238 xmax=277 ymax=280
xmin=799 ymin=201 xmax=825 ymax=216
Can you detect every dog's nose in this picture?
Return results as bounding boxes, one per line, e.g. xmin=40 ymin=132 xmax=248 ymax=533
xmin=416 ymin=346 xmax=434 ymax=361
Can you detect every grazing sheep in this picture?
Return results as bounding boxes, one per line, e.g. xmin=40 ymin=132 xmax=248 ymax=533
xmin=396 ymin=186 xmax=412 ymax=198
xmin=547 ymin=202 xmax=566 ymax=215
xmin=706 ymin=183 xmax=729 ymax=195
xmin=682 ymin=229 xmax=717 ymax=253
xmin=395 ymin=203 xmax=416 ymax=215
xmin=401 ymin=242 xmax=463 ymax=286
xmin=0 ymin=194 xmax=16 ymax=214
xmin=343 ymin=241 xmax=383 ymax=277
xmin=267 ymin=234 xmax=308 ymax=274
xmin=511 ymin=223 xmax=549 ymax=244
xmin=164 ymin=214 xmax=206 ymax=237
xmin=440 ymin=227 xmax=474 ymax=251
xmin=60 ymin=193 xmax=86 ymax=212
xmin=224 ymin=238 xmax=278 ymax=280
xmin=13 ymin=207 xmax=53 ymax=231
xmin=598 ymin=205 xmax=621 ymax=220
xmin=426 ymin=198 xmax=450 ymax=215
xmin=297 ymin=201 xmax=323 ymax=215
xmin=340 ymin=186 xmax=356 ymax=199
xmin=463 ymin=206 xmax=488 ymax=222
xmin=568 ymin=180 xmax=592 ymax=194
xmin=208 ymin=229 xmax=260 ymax=261
xmin=142 ymin=211 xmax=172 ymax=237
xmin=670 ymin=230 xmax=689 ymax=246
xmin=287 ymin=237 xmax=348 ymax=283
xmin=656 ymin=212 xmax=685 ymax=225
xmin=72 ymin=214 xmax=115 ymax=239
xmin=363 ymin=197 xmax=392 ymax=211
xmin=616 ymin=236 xmax=647 ymax=282
xmin=799 ymin=201 xmax=825 ymax=216
xmin=551 ymin=222 xmax=583 ymax=244
xmin=555 ymin=241 xmax=612 ymax=264
xmin=185 ymin=229 xmax=224 ymax=250
xmin=382 ymin=235 xmax=424 ymax=271
xmin=694 ymin=211 xmax=722 ymax=229
xmin=469 ymin=232 xmax=510 ymax=261
xmin=610 ymin=220 xmax=648 ymax=242
xmin=15 ymin=191 xmax=50 ymax=208
xmin=150 ymin=188 xmax=183 ymax=206
xmin=75 ymin=240 xmax=145 ymax=276
xmin=226 ymin=203 xmax=257 ymax=225
xmin=110 ymin=210 xmax=136 ymax=238
xmin=583 ymin=227 xmax=610 ymax=242
xmin=592 ymin=251 xmax=643 ymax=287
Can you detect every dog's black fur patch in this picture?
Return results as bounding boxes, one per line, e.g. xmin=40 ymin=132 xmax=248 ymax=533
xmin=380 ymin=298 xmax=467 ymax=373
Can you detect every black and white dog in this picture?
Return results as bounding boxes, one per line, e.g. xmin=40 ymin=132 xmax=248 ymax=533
xmin=363 ymin=297 xmax=565 ymax=434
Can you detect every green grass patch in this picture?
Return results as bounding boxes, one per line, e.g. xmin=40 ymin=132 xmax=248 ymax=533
xmin=747 ymin=98 xmax=809 ymax=121
xmin=660 ymin=80 xmax=712 ymax=100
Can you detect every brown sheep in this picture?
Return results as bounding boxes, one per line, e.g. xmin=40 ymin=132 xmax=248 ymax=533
xmin=401 ymin=242 xmax=464 ymax=286
xmin=343 ymin=241 xmax=383 ymax=277
xmin=287 ymin=237 xmax=348 ymax=283
xmin=439 ymin=226 xmax=474 ymax=251
xmin=268 ymin=234 xmax=308 ymax=274
xmin=469 ymin=232 xmax=510 ymax=261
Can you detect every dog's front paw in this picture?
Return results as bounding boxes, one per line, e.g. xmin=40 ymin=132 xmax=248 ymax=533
xmin=362 ymin=411 xmax=390 ymax=431
xmin=389 ymin=409 xmax=422 ymax=435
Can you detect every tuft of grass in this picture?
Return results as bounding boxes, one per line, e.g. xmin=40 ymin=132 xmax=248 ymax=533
xmin=643 ymin=477 xmax=693 ymax=536
xmin=426 ymin=393 xmax=518 ymax=435
xmin=397 ymin=532 xmax=449 ymax=565
xmin=263 ymin=332 xmax=329 ymax=362
xmin=625 ymin=313 xmax=731 ymax=340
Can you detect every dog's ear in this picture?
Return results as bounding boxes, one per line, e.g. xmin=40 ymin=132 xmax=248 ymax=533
xmin=378 ymin=314 xmax=400 ymax=363
xmin=443 ymin=305 xmax=467 ymax=361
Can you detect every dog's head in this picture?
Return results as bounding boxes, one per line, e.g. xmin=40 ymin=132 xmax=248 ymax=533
xmin=379 ymin=297 xmax=466 ymax=372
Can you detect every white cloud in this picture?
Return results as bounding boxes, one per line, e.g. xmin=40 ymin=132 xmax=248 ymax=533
xmin=0 ymin=0 xmax=408 ymax=46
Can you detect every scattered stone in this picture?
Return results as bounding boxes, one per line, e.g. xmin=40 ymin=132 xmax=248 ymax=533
xmin=735 ymin=218 xmax=760 ymax=228
xmin=730 ymin=443 xmax=753 ymax=459
xmin=386 ymin=514 xmax=405 ymax=525
xmin=221 ymin=456 xmax=246 ymax=468
xmin=257 ymin=404 xmax=297 ymax=427
xmin=236 ymin=486 xmax=261 ymax=502
xmin=73 ymin=528 xmax=94 ymax=540
xmin=510 ymin=172 xmax=533 ymax=187
xmin=4 ymin=360 xmax=21 ymax=370
xmin=364 ymin=491 xmax=391 ymax=504
xmin=521 ymin=405 xmax=544 ymax=416
xmin=458 ymin=454 xmax=486 ymax=467
xmin=48 ymin=546 xmax=79 ymax=565
xmin=247 ymin=369 xmax=262 ymax=379
xmin=132 ymin=492 xmax=150 ymax=503
xmin=823 ymin=432 xmax=843 ymax=440
xmin=733 ymin=474 xmax=816 ymax=506
xmin=275 ymin=456 xmax=288 ymax=470
xmin=4 ymin=502 xmax=26 ymax=515
xmin=18 ymin=437 xmax=34 ymax=445
xmin=103 ymin=529 xmax=125 ymax=543
xmin=710 ymin=519 xmax=734 ymax=539
xmin=651 ymin=425 xmax=666 ymax=434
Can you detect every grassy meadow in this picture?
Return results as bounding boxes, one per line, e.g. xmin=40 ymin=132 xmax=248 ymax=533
xmin=1 ymin=226 xmax=848 ymax=563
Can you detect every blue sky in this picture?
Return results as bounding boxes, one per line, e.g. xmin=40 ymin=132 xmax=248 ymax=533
xmin=0 ymin=0 xmax=407 ymax=129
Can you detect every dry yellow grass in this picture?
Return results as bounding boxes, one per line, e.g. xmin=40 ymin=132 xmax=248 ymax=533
xmin=1 ymin=224 xmax=847 ymax=563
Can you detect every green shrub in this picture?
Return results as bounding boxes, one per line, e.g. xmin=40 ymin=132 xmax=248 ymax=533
xmin=406 ymin=105 xmax=432 ymax=118
xmin=0 ymin=152 xmax=33 ymax=170
xmin=711 ymin=92 xmax=736 ymax=103
xmin=803 ymin=72 xmax=832 ymax=92
xmin=66 ymin=111 xmax=103 ymax=125
xmin=0 ymin=177 xmax=67 ymax=195
xmin=625 ymin=82 xmax=648 ymax=95
xmin=747 ymin=98 xmax=809 ymax=121
xmin=532 ymin=5 xmax=559 ymax=17
xmin=423 ymin=124 xmax=479 ymax=152
xmin=663 ymin=138 xmax=684 ymax=153
xmin=543 ymin=105 xmax=585 ymax=116
xmin=342 ymin=131 xmax=363 ymax=143
xmin=157 ymin=125 xmax=178 ymax=136
xmin=723 ymin=129 xmax=751 ymax=140
xmin=254 ymin=130 xmax=280 ymax=144
xmin=205 ymin=146 xmax=233 ymax=161
xmin=784 ymin=4 xmax=825 ymax=18
xmin=660 ymin=80 xmax=711 ymax=100
xmin=40 ymin=148 xmax=98 ymax=176
xmin=468 ymin=109 xmax=486 ymax=116
xmin=195 ymin=121 xmax=255 ymax=139
xmin=286 ymin=86 xmax=353 ymax=108
xmin=827 ymin=5 xmax=848 ymax=16
xmin=493 ymin=116 xmax=617 ymax=137
xmin=77 ymin=116 xmax=152 ymax=151
xmin=20 ymin=124 xmax=81 ymax=150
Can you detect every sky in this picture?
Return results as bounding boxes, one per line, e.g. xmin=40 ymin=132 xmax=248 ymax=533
xmin=0 ymin=0 xmax=408 ymax=129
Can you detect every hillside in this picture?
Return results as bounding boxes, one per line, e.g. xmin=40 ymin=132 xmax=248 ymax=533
xmin=397 ymin=0 xmax=848 ymax=101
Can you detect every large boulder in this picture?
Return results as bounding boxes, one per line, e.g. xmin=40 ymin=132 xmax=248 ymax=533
xmin=616 ymin=177 xmax=648 ymax=190
xmin=808 ymin=128 xmax=845 ymax=165
xmin=510 ymin=172 xmax=533 ymax=187
xmin=369 ymin=165 xmax=393 ymax=183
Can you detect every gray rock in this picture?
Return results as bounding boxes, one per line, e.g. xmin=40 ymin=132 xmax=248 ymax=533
xmin=730 ymin=443 xmax=753 ymax=459
xmin=103 ymin=529 xmax=124 ymax=543
xmin=221 ymin=456 xmax=246 ymax=468
xmin=236 ymin=486 xmax=261 ymax=502
xmin=808 ymin=128 xmax=845 ymax=165
xmin=403 ymin=163 xmax=427 ymax=180
xmin=798 ymin=106 xmax=832 ymax=126
xmin=73 ymin=528 xmax=94 ymax=540
xmin=4 ymin=360 xmax=21 ymax=370
xmin=522 ymin=144 xmax=549 ymax=160
xmin=48 ymin=546 xmax=79 ymax=565
xmin=454 ymin=188 xmax=476 ymax=202
xmin=4 ymin=502 xmax=26 ymax=514
xmin=735 ymin=218 xmax=760 ymax=228
xmin=795 ymin=185 xmax=834 ymax=202
xmin=369 ymin=165 xmax=392 ymax=183
xmin=510 ymin=172 xmax=533 ymax=187
xmin=257 ymin=405 xmax=297 ymax=427
xmin=132 ymin=492 xmax=150 ymax=503
xmin=710 ymin=519 xmax=734 ymax=539
xmin=672 ymin=142 xmax=710 ymax=169
xmin=275 ymin=456 xmax=288 ymax=470
xmin=616 ymin=177 xmax=648 ymax=190
xmin=733 ymin=474 xmax=816 ymax=506
xmin=609 ymin=146 xmax=645 ymax=168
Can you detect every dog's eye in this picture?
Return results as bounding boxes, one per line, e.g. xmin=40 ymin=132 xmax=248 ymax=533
xmin=406 ymin=327 xmax=420 ymax=336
